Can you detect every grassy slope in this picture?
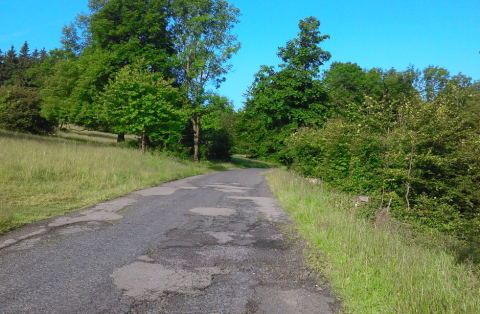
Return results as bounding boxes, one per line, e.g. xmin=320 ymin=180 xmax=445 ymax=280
xmin=56 ymin=125 xmax=137 ymax=143
xmin=0 ymin=129 xmax=215 ymax=234
xmin=265 ymin=169 xmax=480 ymax=314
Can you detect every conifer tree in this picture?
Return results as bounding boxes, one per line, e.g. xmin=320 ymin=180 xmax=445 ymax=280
xmin=16 ymin=41 xmax=31 ymax=86
xmin=0 ymin=48 xmax=6 ymax=86
xmin=4 ymin=46 xmax=18 ymax=85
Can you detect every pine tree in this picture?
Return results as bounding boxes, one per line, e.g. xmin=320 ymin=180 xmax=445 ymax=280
xmin=40 ymin=48 xmax=48 ymax=62
xmin=0 ymin=48 xmax=6 ymax=86
xmin=31 ymin=48 xmax=40 ymax=65
xmin=4 ymin=46 xmax=18 ymax=86
xmin=16 ymin=41 xmax=31 ymax=86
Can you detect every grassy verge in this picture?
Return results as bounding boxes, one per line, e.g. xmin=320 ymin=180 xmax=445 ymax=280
xmin=230 ymin=155 xmax=273 ymax=168
xmin=265 ymin=169 xmax=480 ymax=313
xmin=0 ymin=129 xmax=214 ymax=235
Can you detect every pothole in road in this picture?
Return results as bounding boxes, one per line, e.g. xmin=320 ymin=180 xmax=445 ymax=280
xmin=189 ymin=207 xmax=237 ymax=217
xmin=205 ymin=231 xmax=236 ymax=244
xmin=111 ymin=262 xmax=225 ymax=301
xmin=205 ymin=231 xmax=256 ymax=245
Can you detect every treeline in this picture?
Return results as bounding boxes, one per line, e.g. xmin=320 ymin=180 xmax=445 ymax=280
xmin=0 ymin=0 xmax=239 ymax=160
xmin=0 ymin=43 xmax=48 ymax=87
xmin=235 ymin=17 xmax=480 ymax=241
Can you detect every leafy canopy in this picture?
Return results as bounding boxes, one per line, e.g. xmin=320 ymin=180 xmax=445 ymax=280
xmin=97 ymin=63 xmax=186 ymax=147
xmin=169 ymin=0 xmax=241 ymax=105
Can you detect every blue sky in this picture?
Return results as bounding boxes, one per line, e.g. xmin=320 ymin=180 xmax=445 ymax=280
xmin=1 ymin=0 xmax=479 ymax=109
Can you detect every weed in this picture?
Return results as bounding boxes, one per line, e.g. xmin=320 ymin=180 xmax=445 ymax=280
xmin=266 ymin=169 xmax=480 ymax=313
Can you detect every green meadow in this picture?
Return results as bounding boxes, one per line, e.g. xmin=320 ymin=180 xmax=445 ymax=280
xmin=0 ymin=129 xmax=214 ymax=234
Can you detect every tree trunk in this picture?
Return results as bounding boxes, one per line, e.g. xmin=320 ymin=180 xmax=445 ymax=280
xmin=117 ymin=133 xmax=125 ymax=142
xmin=141 ymin=131 xmax=146 ymax=155
xmin=191 ymin=114 xmax=200 ymax=162
xmin=145 ymin=135 xmax=151 ymax=146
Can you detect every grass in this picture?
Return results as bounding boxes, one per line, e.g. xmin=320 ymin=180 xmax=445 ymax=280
xmin=0 ymin=129 xmax=214 ymax=234
xmin=56 ymin=124 xmax=137 ymax=144
xmin=230 ymin=155 xmax=273 ymax=168
xmin=265 ymin=169 xmax=480 ymax=313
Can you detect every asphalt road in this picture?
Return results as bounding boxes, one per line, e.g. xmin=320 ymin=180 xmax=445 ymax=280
xmin=0 ymin=168 xmax=340 ymax=313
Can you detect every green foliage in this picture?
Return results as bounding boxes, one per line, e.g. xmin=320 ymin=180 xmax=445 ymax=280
xmin=280 ymin=62 xmax=480 ymax=241
xmin=277 ymin=16 xmax=331 ymax=74
xmin=41 ymin=0 xmax=175 ymax=131
xmin=420 ymin=65 xmax=450 ymax=102
xmin=0 ymin=42 xmax=47 ymax=88
xmin=236 ymin=17 xmax=330 ymax=161
xmin=97 ymin=63 xmax=187 ymax=150
xmin=284 ymin=121 xmax=383 ymax=194
xmin=199 ymin=94 xmax=235 ymax=160
xmin=89 ymin=0 xmax=173 ymax=75
xmin=0 ymin=48 xmax=6 ymax=85
xmin=0 ymin=85 xmax=55 ymax=134
xmin=40 ymin=56 xmax=82 ymax=125
xmin=169 ymin=0 xmax=241 ymax=161
xmin=37 ymin=0 xmax=240 ymax=160
xmin=2 ymin=46 xmax=18 ymax=86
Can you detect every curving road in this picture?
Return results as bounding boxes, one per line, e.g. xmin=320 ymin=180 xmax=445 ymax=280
xmin=0 ymin=168 xmax=340 ymax=313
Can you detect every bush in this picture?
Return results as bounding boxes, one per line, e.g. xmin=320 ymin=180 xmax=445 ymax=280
xmin=201 ymin=127 xmax=233 ymax=161
xmin=0 ymin=86 xmax=55 ymax=134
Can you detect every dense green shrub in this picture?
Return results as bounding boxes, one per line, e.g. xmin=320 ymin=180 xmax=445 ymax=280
xmin=244 ymin=60 xmax=480 ymax=242
xmin=0 ymin=85 xmax=55 ymax=134
xmin=280 ymin=72 xmax=480 ymax=241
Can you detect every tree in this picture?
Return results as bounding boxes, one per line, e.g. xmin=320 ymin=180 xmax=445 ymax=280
xmin=277 ymin=16 xmax=330 ymax=74
xmin=40 ymin=56 xmax=82 ymax=126
xmin=169 ymin=0 xmax=241 ymax=161
xmin=0 ymin=48 xmax=6 ymax=85
xmin=197 ymin=93 xmax=235 ymax=160
xmin=4 ymin=46 xmax=18 ymax=86
xmin=322 ymin=62 xmax=372 ymax=119
xmin=0 ymin=85 xmax=55 ymax=134
xmin=40 ymin=48 xmax=48 ymax=62
xmin=239 ymin=17 xmax=330 ymax=160
xmin=89 ymin=0 xmax=173 ymax=75
xmin=97 ymin=63 xmax=186 ymax=154
xmin=16 ymin=41 xmax=31 ymax=86
xmin=60 ymin=22 xmax=84 ymax=57
xmin=46 ymin=0 xmax=175 ymax=135
xmin=420 ymin=66 xmax=450 ymax=102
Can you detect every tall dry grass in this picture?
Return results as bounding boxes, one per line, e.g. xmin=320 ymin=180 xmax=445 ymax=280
xmin=266 ymin=169 xmax=480 ymax=313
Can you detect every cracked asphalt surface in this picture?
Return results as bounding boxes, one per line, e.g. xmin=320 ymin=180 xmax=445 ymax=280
xmin=0 ymin=168 xmax=341 ymax=313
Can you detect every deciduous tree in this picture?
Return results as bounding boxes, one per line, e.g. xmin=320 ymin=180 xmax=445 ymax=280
xmin=169 ymin=0 xmax=241 ymax=161
xmin=97 ymin=63 xmax=186 ymax=154
xmin=239 ymin=17 xmax=330 ymax=160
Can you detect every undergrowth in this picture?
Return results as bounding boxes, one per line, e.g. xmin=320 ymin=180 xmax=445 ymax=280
xmin=265 ymin=169 xmax=480 ymax=313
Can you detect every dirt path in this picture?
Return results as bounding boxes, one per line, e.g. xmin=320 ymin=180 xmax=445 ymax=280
xmin=0 ymin=168 xmax=341 ymax=313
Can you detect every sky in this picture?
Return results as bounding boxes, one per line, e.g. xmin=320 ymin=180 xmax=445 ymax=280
xmin=1 ymin=0 xmax=479 ymax=110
